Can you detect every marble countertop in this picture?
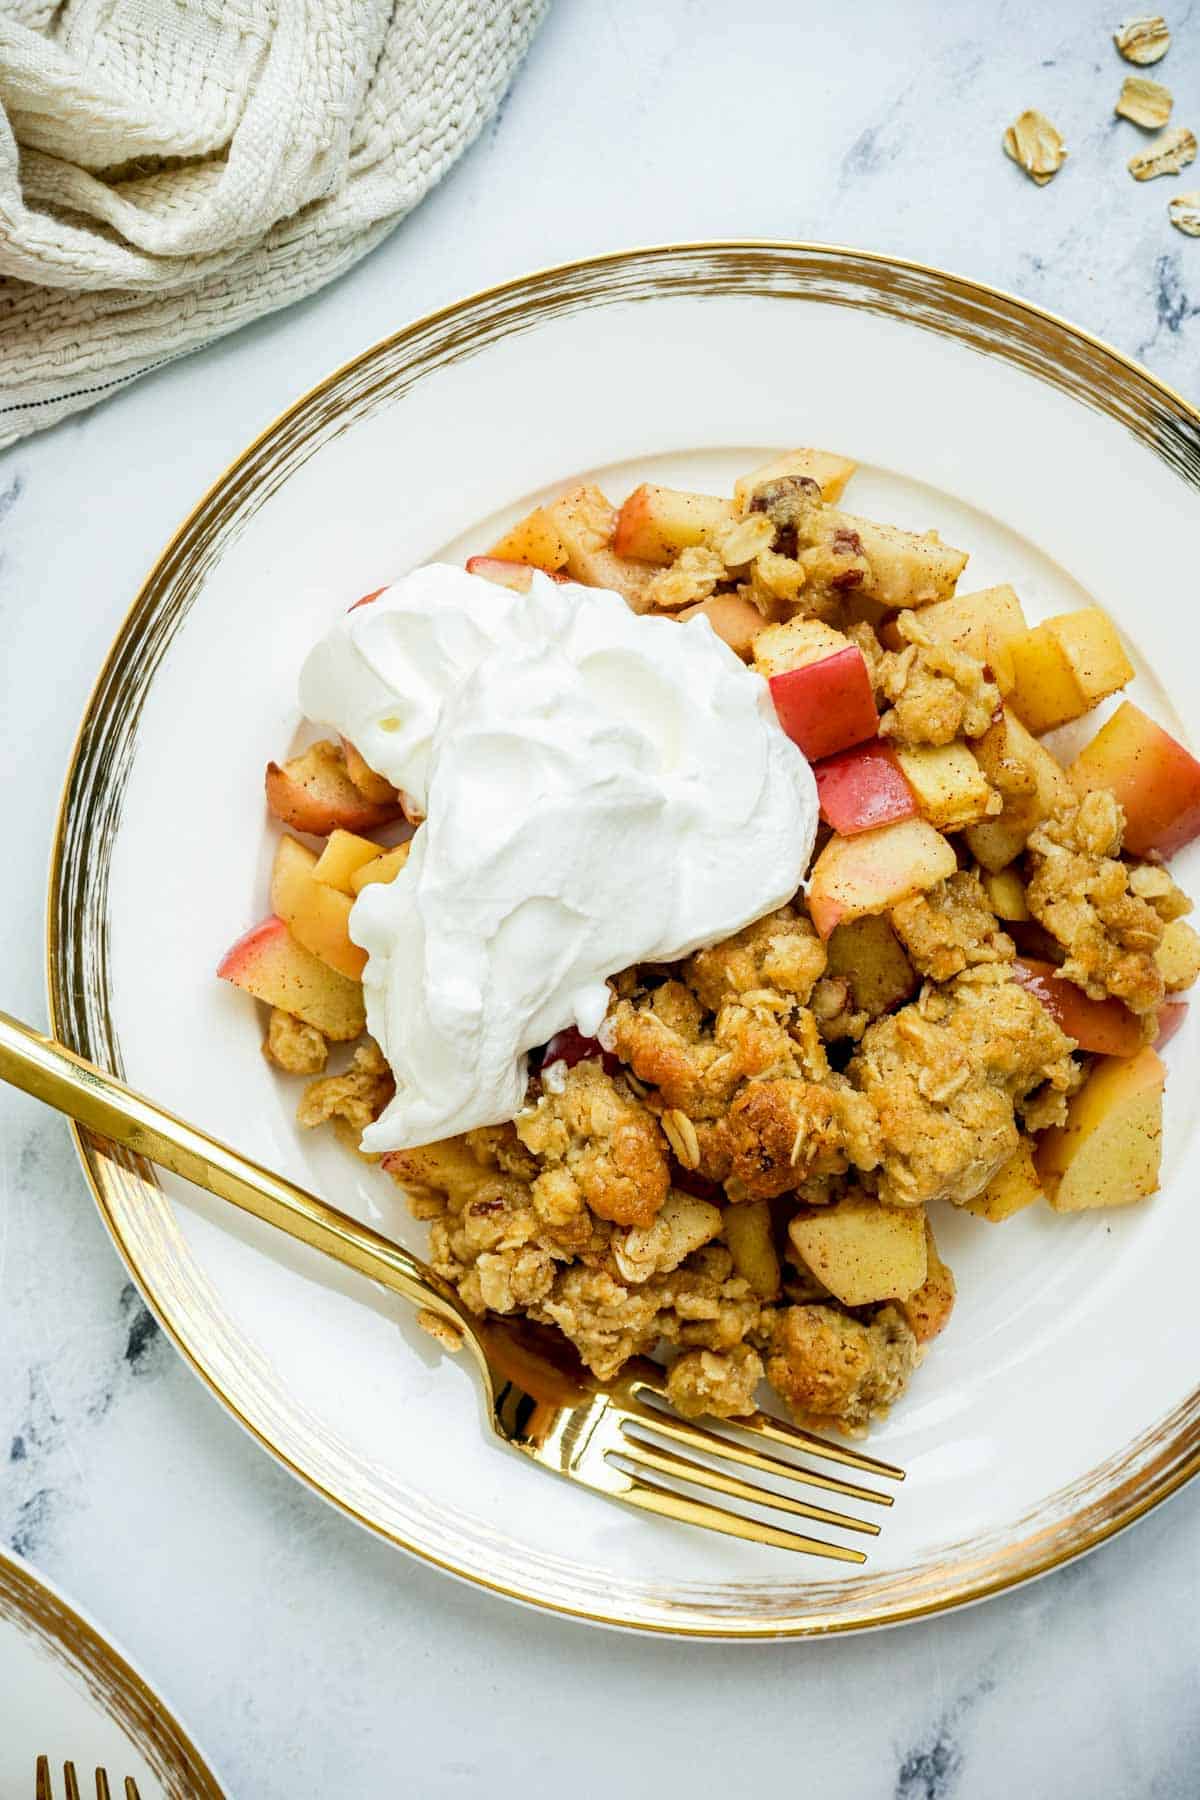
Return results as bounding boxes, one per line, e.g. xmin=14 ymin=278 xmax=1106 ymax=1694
xmin=3 ymin=2 xmax=1199 ymax=1794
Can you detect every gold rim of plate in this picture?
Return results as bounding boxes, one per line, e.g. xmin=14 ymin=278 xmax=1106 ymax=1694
xmin=45 ymin=241 xmax=1200 ymax=1639
xmin=0 ymin=1548 xmax=224 ymax=1795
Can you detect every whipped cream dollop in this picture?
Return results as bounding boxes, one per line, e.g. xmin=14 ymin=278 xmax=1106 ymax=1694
xmin=299 ymin=563 xmax=818 ymax=1150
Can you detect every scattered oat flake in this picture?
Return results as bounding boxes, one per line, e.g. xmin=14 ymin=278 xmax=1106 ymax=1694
xmin=1116 ymin=74 xmax=1173 ymax=128
xmin=1114 ymin=16 xmax=1171 ymax=65
xmin=1168 ymin=190 xmax=1200 ymax=234
xmin=1003 ymin=110 xmax=1068 ymax=185
xmin=1128 ymin=125 xmax=1196 ymax=179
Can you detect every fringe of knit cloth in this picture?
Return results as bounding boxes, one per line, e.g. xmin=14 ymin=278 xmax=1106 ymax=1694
xmin=0 ymin=0 xmax=547 ymax=446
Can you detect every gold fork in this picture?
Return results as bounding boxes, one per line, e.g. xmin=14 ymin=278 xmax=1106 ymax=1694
xmin=35 ymin=1757 xmax=140 ymax=1799
xmin=1 ymin=1012 xmax=902 ymax=1558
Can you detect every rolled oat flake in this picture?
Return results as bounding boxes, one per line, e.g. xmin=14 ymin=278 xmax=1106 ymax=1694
xmin=1168 ymin=190 xmax=1200 ymax=235
xmin=1115 ymin=74 xmax=1172 ymax=128
xmin=1128 ymin=125 xmax=1196 ymax=179
xmin=1114 ymin=15 xmax=1171 ymax=64
xmin=1003 ymin=109 xmax=1068 ymax=185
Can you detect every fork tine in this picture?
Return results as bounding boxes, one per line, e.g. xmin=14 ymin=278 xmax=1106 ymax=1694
xmin=64 ymin=1766 xmax=81 ymax=1800
xmin=36 ymin=1757 xmax=52 ymax=1800
xmin=730 ymin=1407 xmax=906 ymax=1481
xmin=616 ymin=1469 xmax=868 ymax=1561
xmin=95 ymin=1774 xmax=111 ymax=1800
xmin=618 ymin=1395 xmax=896 ymax=1506
xmin=125 ymin=1783 xmax=141 ymax=1800
xmin=616 ymin=1433 xmax=880 ymax=1536
xmin=629 ymin=1373 xmax=904 ymax=1480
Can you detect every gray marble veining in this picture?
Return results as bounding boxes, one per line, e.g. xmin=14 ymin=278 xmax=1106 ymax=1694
xmin=3 ymin=1 xmax=1199 ymax=1794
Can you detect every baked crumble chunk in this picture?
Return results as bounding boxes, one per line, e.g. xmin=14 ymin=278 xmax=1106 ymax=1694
xmin=229 ymin=445 xmax=1198 ymax=1438
xmin=1025 ymin=791 xmax=1165 ymax=1018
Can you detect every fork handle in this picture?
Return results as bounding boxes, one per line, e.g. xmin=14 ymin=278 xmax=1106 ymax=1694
xmin=0 ymin=1010 xmax=477 ymax=1346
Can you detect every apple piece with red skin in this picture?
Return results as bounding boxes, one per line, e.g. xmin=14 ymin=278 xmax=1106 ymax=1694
xmin=613 ymin=485 xmax=735 ymax=564
xmin=217 ymin=915 xmax=365 ymax=1040
xmin=1067 ymin=701 xmax=1200 ymax=859
xmin=768 ymin=647 xmax=879 ymax=763
xmin=813 ymin=740 xmax=917 ymax=836
xmin=348 ymin=587 xmax=386 ymax=612
xmin=464 ymin=555 xmax=571 ymax=593
xmin=1155 ymin=1001 xmax=1188 ymax=1051
xmin=265 ymin=740 xmax=403 ymax=836
xmin=540 ymin=484 xmax=657 ymax=612
xmin=807 ymin=817 xmax=957 ymax=940
xmin=1010 ymin=957 xmax=1143 ymax=1057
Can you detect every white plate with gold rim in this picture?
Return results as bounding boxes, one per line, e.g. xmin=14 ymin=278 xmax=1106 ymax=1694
xmin=48 ymin=244 xmax=1200 ymax=1638
xmin=0 ymin=1548 xmax=224 ymax=1796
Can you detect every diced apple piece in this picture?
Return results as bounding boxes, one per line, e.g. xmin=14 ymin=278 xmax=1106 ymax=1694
xmin=807 ymin=817 xmax=957 ymax=940
xmin=753 ymin=617 xmax=849 ymax=678
xmin=1011 ymin=957 xmax=1143 ymax=1056
xmin=465 ymin=556 xmax=571 ymax=593
xmin=1157 ymin=918 xmax=1200 ymax=992
xmin=1007 ymin=625 xmax=1087 ymax=734
xmin=960 ymin=1139 xmax=1041 ymax=1221
xmin=768 ymin=649 xmax=879 ymax=763
xmin=1050 ymin=608 xmax=1134 ymax=705
xmin=349 ymin=840 xmax=412 ymax=894
xmin=312 ymin=829 xmax=383 ymax=895
xmin=733 ymin=447 xmax=858 ymax=514
xmin=465 ymin=555 xmax=536 ymax=593
xmin=270 ymin=835 xmax=366 ymax=982
xmin=833 ymin=514 xmax=968 ymax=609
xmin=1155 ymin=1001 xmax=1188 ymax=1050
xmin=965 ymin=709 xmax=1071 ymax=871
xmin=982 ymin=867 xmax=1030 ymax=921
xmin=1067 ymin=701 xmax=1200 ymax=859
xmin=895 ymin=742 xmax=998 ymax=831
xmin=814 ymin=740 xmax=917 ymax=836
xmin=678 ymin=591 xmax=764 ymax=660
xmin=898 ymin=1221 xmax=956 ymax=1343
xmin=342 ymin=738 xmax=399 ymax=807
xmin=1037 ymin=1046 xmax=1165 ymax=1212
xmin=723 ymin=1199 xmax=781 ymax=1300
xmin=903 ymin=584 xmax=1029 ymax=694
xmin=825 ymin=913 xmax=917 ymax=1014
xmin=266 ymin=740 xmax=403 ymax=837
xmin=613 ymin=485 xmax=735 ymax=563
xmin=541 ymin=484 xmax=657 ymax=612
xmin=1008 ymin=608 xmax=1133 ymax=735
xmin=788 ymin=1196 xmax=928 ymax=1305
xmin=382 ymin=1136 xmax=492 ymax=1195
xmin=487 ymin=505 xmax=569 ymax=570
xmin=217 ymin=915 xmax=365 ymax=1041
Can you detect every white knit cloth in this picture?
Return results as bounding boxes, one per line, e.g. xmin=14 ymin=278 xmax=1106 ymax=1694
xmin=0 ymin=0 xmax=546 ymax=446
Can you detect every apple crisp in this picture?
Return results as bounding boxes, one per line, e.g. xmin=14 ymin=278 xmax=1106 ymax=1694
xmin=224 ymin=446 xmax=1200 ymax=1436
